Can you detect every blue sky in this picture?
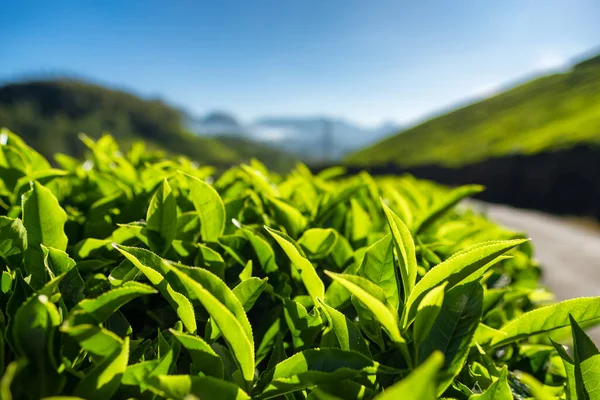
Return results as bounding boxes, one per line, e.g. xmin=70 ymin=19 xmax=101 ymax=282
xmin=2 ymin=0 xmax=599 ymax=126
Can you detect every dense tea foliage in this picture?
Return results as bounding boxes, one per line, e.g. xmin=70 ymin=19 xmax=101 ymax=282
xmin=0 ymin=128 xmax=599 ymax=399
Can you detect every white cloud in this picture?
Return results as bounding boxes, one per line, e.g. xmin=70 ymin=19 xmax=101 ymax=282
xmin=469 ymin=82 xmax=502 ymax=99
xmin=534 ymin=52 xmax=569 ymax=72
xmin=249 ymin=125 xmax=294 ymax=141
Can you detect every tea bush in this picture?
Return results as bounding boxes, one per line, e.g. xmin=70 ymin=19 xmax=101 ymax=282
xmin=0 ymin=128 xmax=598 ymax=399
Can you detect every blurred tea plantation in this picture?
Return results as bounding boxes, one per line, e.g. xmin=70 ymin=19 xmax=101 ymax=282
xmin=348 ymin=54 xmax=600 ymax=167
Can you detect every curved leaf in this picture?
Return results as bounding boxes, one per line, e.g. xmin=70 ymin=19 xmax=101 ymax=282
xmin=374 ymin=352 xmax=443 ymax=400
xmin=469 ymin=365 xmax=512 ymax=400
xmin=41 ymin=245 xmax=85 ymax=308
xmin=173 ymin=264 xmax=253 ymax=342
xmin=258 ymin=348 xmax=399 ymax=399
xmin=418 ymin=281 xmax=483 ymax=395
xmin=299 ymin=228 xmax=338 ymax=260
xmin=74 ymin=337 xmax=129 ymax=400
xmin=61 ymin=324 xmax=123 ymax=357
xmin=181 ymin=171 xmax=225 ymax=242
xmin=318 ymin=299 xmax=371 ymax=357
xmin=166 ymin=265 xmax=255 ymax=389
xmin=148 ymin=374 xmax=250 ymax=400
xmin=21 ymin=181 xmax=67 ymax=251
xmin=72 ymin=282 xmax=157 ymax=324
xmin=349 ymin=198 xmax=373 ymax=242
xmin=146 ymin=178 xmax=178 ymax=254
xmin=0 ymin=217 xmax=27 ymax=267
xmin=267 ymin=197 xmax=307 ymax=237
xmin=490 ymin=296 xmax=600 ymax=347
xmin=404 ymin=239 xmax=526 ymax=327
xmin=357 ymin=233 xmax=399 ymax=313
xmin=413 ymin=282 xmax=446 ymax=346
xmin=324 ymin=271 xmax=405 ymax=346
xmin=570 ymin=315 xmax=600 ymax=399
xmin=381 ymin=201 xmax=417 ymax=299
xmin=13 ymin=295 xmax=62 ymax=397
xmin=266 ymin=227 xmax=325 ymax=304
xmin=22 ymin=181 xmax=68 ymax=288
xmin=283 ymin=299 xmax=323 ymax=351
xmin=169 ymin=329 xmax=224 ymax=379
xmin=233 ymin=277 xmax=268 ymax=312
xmin=414 ymin=184 xmax=484 ymax=233
xmin=114 ymin=245 xmax=197 ymax=333
xmin=240 ymin=228 xmax=278 ymax=274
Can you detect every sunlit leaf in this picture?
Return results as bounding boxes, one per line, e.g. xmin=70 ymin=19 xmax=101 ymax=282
xmin=374 ymin=352 xmax=443 ymax=400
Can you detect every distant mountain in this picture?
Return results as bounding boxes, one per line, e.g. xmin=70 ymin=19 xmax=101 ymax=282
xmin=249 ymin=117 xmax=399 ymax=160
xmin=188 ymin=111 xmax=246 ymax=136
xmin=0 ymin=79 xmax=296 ymax=171
xmin=187 ymin=113 xmax=400 ymax=161
xmin=347 ymin=51 xmax=600 ymax=167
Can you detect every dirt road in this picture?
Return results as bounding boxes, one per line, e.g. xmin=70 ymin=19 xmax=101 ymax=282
xmin=473 ymin=202 xmax=600 ymax=341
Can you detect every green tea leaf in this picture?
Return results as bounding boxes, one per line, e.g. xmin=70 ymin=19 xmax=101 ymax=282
xmin=418 ymin=281 xmax=483 ymax=395
xmin=146 ymin=178 xmax=178 ymax=254
xmin=469 ymin=365 xmax=512 ymax=399
xmin=166 ymin=265 xmax=255 ymax=388
xmin=114 ymin=244 xmax=197 ymax=333
xmin=325 ymin=271 xmax=405 ymax=346
xmin=233 ymin=277 xmax=268 ymax=312
xmin=374 ymin=351 xmax=443 ymax=400
xmin=240 ymin=164 xmax=279 ymax=198
xmin=309 ymin=380 xmax=376 ymax=400
xmin=513 ymin=371 xmax=556 ymax=400
xmin=22 ymin=181 xmax=68 ymax=288
xmin=267 ymin=196 xmax=307 ymax=237
xmin=169 ymin=329 xmax=224 ymax=379
xmin=299 ymin=228 xmax=338 ymax=260
xmin=283 ymin=298 xmax=323 ymax=351
xmin=266 ymin=227 xmax=325 ymax=304
xmin=265 ymin=333 xmax=287 ymax=376
xmin=357 ymin=234 xmax=399 ymax=313
xmin=61 ymin=324 xmax=123 ymax=357
xmin=490 ymin=296 xmax=600 ymax=347
xmin=349 ymin=199 xmax=372 ymax=242
xmin=414 ymin=184 xmax=484 ymax=233
xmin=240 ymin=228 xmax=279 ymax=274
xmin=72 ymin=282 xmax=157 ymax=324
xmin=381 ymin=201 xmax=417 ymax=299
xmin=318 ymin=299 xmax=371 ymax=357
xmin=107 ymin=259 xmax=139 ymax=286
xmin=404 ymin=239 xmax=526 ymax=327
xmin=13 ymin=294 xmax=62 ymax=397
xmin=181 ymin=171 xmax=225 ymax=242
xmin=74 ymin=337 xmax=129 ymax=400
xmin=551 ymin=339 xmax=577 ymax=400
xmin=148 ymin=374 xmax=250 ymax=400
xmin=0 ymin=359 xmax=28 ymax=400
xmin=570 ymin=315 xmax=600 ymax=399
xmin=258 ymin=348 xmax=398 ymax=399
xmin=413 ymin=282 xmax=447 ymax=346
xmin=381 ymin=183 xmax=414 ymax=230
xmin=0 ymin=217 xmax=27 ymax=267
xmin=21 ymin=181 xmax=67 ymax=251
xmin=41 ymin=245 xmax=85 ymax=307
xmin=173 ymin=264 xmax=253 ymax=341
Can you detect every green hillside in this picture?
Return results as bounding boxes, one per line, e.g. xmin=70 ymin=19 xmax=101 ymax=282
xmin=347 ymin=53 xmax=600 ymax=167
xmin=0 ymin=79 xmax=295 ymax=170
